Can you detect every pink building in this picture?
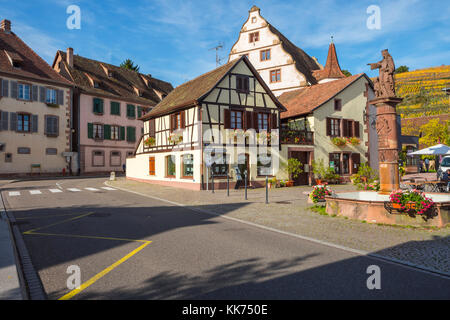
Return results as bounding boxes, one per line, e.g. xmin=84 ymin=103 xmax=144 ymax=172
xmin=53 ymin=48 xmax=173 ymax=174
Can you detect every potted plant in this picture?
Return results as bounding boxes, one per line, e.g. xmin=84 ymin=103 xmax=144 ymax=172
xmin=346 ymin=137 xmax=360 ymax=146
xmin=168 ymin=132 xmax=183 ymax=144
xmin=331 ymin=137 xmax=346 ymax=147
xmin=309 ymin=184 xmax=333 ymax=203
xmin=287 ymin=158 xmax=303 ymax=187
xmin=312 ymin=159 xmax=327 ymax=185
xmin=144 ymin=136 xmax=156 ymax=147
xmin=389 ymin=189 xmax=434 ymax=214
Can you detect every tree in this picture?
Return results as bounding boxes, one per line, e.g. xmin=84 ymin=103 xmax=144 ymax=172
xmin=342 ymin=69 xmax=352 ymax=77
xmin=418 ymin=119 xmax=449 ymax=147
xmin=120 ymin=59 xmax=140 ymax=72
xmin=395 ymin=65 xmax=409 ymax=74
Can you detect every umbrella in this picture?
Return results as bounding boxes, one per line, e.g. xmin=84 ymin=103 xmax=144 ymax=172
xmin=407 ymin=144 xmax=450 ymax=156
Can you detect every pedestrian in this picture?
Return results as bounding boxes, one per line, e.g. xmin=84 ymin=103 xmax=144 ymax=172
xmin=122 ymin=163 xmax=126 ymax=174
xmin=424 ymin=158 xmax=430 ymax=172
xmin=234 ymin=166 xmax=242 ymax=190
xmin=429 ymin=159 xmax=435 ymax=171
xmin=442 ymin=169 xmax=450 ymax=192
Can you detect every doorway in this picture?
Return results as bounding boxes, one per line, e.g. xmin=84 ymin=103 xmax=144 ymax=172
xmin=289 ymin=151 xmax=309 ymax=185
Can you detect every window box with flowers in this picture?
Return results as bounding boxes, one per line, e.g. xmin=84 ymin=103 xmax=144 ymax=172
xmin=331 ymin=137 xmax=346 ymax=147
xmin=309 ymin=184 xmax=333 ymax=203
xmin=387 ymin=189 xmax=435 ymax=218
xmin=144 ymin=136 xmax=156 ymax=147
xmin=168 ymin=132 xmax=183 ymax=145
xmin=346 ymin=137 xmax=360 ymax=146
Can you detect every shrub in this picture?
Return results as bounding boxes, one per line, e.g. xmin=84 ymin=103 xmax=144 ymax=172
xmin=351 ymin=163 xmax=379 ymax=191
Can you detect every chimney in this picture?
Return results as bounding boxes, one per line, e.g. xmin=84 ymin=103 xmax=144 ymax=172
xmin=67 ymin=47 xmax=73 ymax=67
xmin=1 ymin=19 xmax=11 ymax=33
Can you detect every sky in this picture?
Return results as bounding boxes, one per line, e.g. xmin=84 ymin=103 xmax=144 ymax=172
xmin=1 ymin=0 xmax=449 ymax=87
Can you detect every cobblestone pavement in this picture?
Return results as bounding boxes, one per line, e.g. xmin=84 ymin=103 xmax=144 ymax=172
xmin=108 ymin=178 xmax=449 ymax=275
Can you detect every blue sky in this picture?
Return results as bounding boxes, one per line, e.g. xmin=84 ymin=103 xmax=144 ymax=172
xmin=2 ymin=0 xmax=449 ymax=87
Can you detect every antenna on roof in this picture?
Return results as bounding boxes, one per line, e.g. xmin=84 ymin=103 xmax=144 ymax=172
xmin=209 ymin=42 xmax=224 ymax=67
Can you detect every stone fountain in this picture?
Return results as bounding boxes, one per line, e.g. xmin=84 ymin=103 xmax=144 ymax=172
xmin=325 ymin=50 xmax=450 ymax=227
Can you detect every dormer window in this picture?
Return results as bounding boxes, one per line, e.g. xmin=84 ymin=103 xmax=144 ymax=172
xmin=251 ymin=17 xmax=257 ymax=23
xmin=84 ymin=72 xmax=101 ymax=88
xmin=249 ymin=32 xmax=259 ymax=43
xmin=133 ymin=86 xmax=143 ymax=97
xmin=4 ymin=50 xmax=23 ymax=69
xmin=93 ymin=81 xmax=100 ymax=88
xmin=100 ymin=63 xmax=114 ymax=78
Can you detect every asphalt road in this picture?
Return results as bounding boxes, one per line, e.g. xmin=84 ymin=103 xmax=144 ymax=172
xmin=2 ymin=177 xmax=449 ymax=300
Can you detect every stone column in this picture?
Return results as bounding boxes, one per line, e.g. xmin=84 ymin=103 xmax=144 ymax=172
xmin=370 ymin=97 xmax=403 ymax=194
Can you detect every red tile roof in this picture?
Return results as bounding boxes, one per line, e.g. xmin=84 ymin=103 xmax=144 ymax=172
xmin=313 ymin=42 xmax=345 ymax=82
xmin=0 ymin=27 xmax=72 ymax=87
xmin=278 ymin=73 xmax=366 ymax=119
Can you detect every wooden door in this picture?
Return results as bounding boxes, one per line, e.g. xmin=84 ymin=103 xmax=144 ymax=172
xmin=290 ymin=151 xmax=308 ymax=185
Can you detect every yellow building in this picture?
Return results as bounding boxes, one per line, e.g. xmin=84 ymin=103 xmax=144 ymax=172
xmin=0 ymin=19 xmax=74 ymax=176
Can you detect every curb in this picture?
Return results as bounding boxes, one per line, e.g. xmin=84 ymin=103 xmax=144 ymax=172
xmin=106 ymin=180 xmax=450 ymax=280
xmin=0 ymin=188 xmax=47 ymax=300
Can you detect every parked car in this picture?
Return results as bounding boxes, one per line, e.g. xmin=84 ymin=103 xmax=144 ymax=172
xmin=437 ymin=156 xmax=450 ymax=180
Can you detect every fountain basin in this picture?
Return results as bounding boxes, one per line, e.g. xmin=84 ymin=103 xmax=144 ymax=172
xmin=325 ymin=191 xmax=450 ymax=227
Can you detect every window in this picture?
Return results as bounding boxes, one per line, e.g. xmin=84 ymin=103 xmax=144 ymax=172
xmin=257 ymin=153 xmax=272 ymax=176
xmin=329 ymin=118 xmax=340 ymax=137
xmin=110 ymin=151 xmax=121 ymax=167
xmin=5 ymin=153 xmax=12 ymax=162
xmin=92 ymin=150 xmax=105 ymax=167
xmin=126 ymin=126 xmax=136 ymax=142
xmin=270 ymin=69 xmax=281 ymax=83
xmin=251 ymin=16 xmax=257 ymax=23
xmin=126 ymin=151 xmax=134 ymax=158
xmin=344 ymin=119 xmax=354 ymax=137
xmin=257 ymin=113 xmax=269 ymax=130
xmin=230 ymin=110 xmax=243 ymax=129
xmin=342 ymin=153 xmax=350 ymax=174
xmin=211 ymin=153 xmax=229 ymax=176
xmin=17 ymin=147 xmax=30 ymax=154
xmin=329 ymin=153 xmax=341 ymax=175
xmin=260 ymin=49 xmax=271 ymax=61
xmin=149 ymin=157 xmax=155 ymax=176
xmin=45 ymin=115 xmax=59 ymax=136
xmin=182 ymin=154 xmax=194 ymax=178
xmin=249 ymin=32 xmax=259 ymax=43
xmin=46 ymin=89 xmax=57 ymax=104
xmin=334 ymin=99 xmax=342 ymax=111
xmin=18 ymin=83 xmax=31 ymax=100
xmin=93 ymin=124 xmax=103 ymax=140
xmin=46 ymin=148 xmax=57 ymax=155
xmin=236 ymin=75 xmax=249 ymax=93
xmin=127 ymin=104 xmax=136 ymax=118
xmin=166 ymin=155 xmax=176 ymax=177
xmin=170 ymin=112 xmax=184 ymax=132
xmin=93 ymin=98 xmax=104 ymax=114
xmin=111 ymin=125 xmax=120 ymax=140
xmin=111 ymin=101 xmax=120 ymax=115
xmin=17 ymin=114 xmax=30 ymax=132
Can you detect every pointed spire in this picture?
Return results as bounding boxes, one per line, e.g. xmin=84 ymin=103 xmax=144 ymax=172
xmin=313 ymin=40 xmax=345 ymax=82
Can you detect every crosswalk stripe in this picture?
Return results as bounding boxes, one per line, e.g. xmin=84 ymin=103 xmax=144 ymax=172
xmin=49 ymin=189 xmax=63 ymax=193
xmin=85 ymin=188 xmax=100 ymax=191
xmin=67 ymin=188 xmax=81 ymax=192
xmin=101 ymin=187 xmax=116 ymax=191
xmin=29 ymin=190 xmax=42 ymax=195
xmin=9 ymin=191 xmax=20 ymax=196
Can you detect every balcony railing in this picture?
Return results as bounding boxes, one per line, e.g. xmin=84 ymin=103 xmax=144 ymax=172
xmin=280 ymin=130 xmax=314 ymax=145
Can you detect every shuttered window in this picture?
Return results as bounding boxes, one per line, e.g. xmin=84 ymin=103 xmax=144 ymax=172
xmin=111 ymin=101 xmax=120 ymax=115
xmin=0 ymin=111 xmax=8 ymax=130
xmin=17 ymin=114 xmax=30 ymax=132
xmin=93 ymin=98 xmax=104 ymax=114
xmin=126 ymin=126 xmax=136 ymax=142
xmin=137 ymin=106 xmax=143 ymax=118
xmin=1 ymin=79 xmax=8 ymax=97
xmin=149 ymin=157 xmax=155 ymax=176
xmin=127 ymin=104 xmax=135 ymax=118
xmin=236 ymin=76 xmax=249 ymax=93
xmin=230 ymin=110 xmax=243 ymax=129
xmin=18 ymin=83 xmax=31 ymax=100
xmin=45 ymin=115 xmax=59 ymax=136
xmin=104 ymin=124 xmax=111 ymax=140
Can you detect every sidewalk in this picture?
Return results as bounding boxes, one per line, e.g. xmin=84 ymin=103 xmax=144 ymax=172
xmin=0 ymin=210 xmax=22 ymax=300
xmin=107 ymin=178 xmax=450 ymax=276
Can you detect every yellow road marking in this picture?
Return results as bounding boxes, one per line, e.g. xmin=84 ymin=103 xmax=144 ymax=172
xmin=58 ymin=240 xmax=151 ymax=300
xmin=22 ymin=212 xmax=94 ymax=234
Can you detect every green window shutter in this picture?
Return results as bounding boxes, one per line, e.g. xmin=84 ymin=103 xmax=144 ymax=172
xmin=93 ymin=98 xmax=104 ymax=114
xmin=120 ymin=126 xmax=125 ymax=140
xmin=126 ymin=126 xmax=136 ymax=142
xmin=111 ymin=101 xmax=120 ymax=115
xmin=104 ymin=124 xmax=111 ymax=139
xmin=127 ymin=104 xmax=135 ymax=118
xmin=87 ymin=123 xmax=93 ymax=138
xmin=137 ymin=106 xmax=142 ymax=118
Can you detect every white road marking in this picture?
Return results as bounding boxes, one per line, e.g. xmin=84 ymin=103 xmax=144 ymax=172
xmin=101 ymin=187 xmax=116 ymax=191
xmin=49 ymin=189 xmax=63 ymax=193
xmin=67 ymin=188 xmax=81 ymax=192
xmin=29 ymin=190 xmax=42 ymax=195
xmin=85 ymin=187 xmax=100 ymax=191
xmin=9 ymin=191 xmax=20 ymax=197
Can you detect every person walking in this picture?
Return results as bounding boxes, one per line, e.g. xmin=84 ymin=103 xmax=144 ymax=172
xmin=442 ymin=169 xmax=450 ymax=192
xmin=424 ymin=158 xmax=430 ymax=172
xmin=234 ymin=166 xmax=243 ymax=190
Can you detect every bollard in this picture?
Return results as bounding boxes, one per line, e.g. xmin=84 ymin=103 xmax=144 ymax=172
xmin=265 ymin=175 xmax=269 ymax=204
xmin=110 ymin=171 xmax=116 ymax=181
xmin=227 ymin=174 xmax=229 ymax=197
xmin=244 ymin=171 xmax=247 ymax=200
xmin=212 ymin=172 xmax=215 ymax=193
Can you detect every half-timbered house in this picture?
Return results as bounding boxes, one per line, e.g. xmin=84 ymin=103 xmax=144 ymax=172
xmin=126 ymin=56 xmax=287 ymax=190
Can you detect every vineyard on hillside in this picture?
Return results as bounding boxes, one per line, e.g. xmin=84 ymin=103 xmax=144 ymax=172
xmin=394 ymin=65 xmax=450 ymax=118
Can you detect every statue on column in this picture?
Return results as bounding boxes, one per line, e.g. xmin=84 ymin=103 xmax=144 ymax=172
xmin=368 ymin=49 xmax=396 ymax=98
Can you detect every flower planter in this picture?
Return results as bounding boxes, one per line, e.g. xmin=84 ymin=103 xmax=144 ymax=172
xmin=406 ymin=202 xmax=416 ymax=210
xmin=286 ymin=180 xmax=294 ymax=187
xmin=316 ymin=179 xmax=323 ymax=185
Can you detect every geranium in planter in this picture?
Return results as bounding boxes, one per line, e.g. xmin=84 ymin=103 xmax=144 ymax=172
xmin=309 ymin=185 xmax=333 ymax=203
xmin=168 ymin=132 xmax=183 ymax=144
xmin=331 ymin=137 xmax=346 ymax=147
xmin=346 ymin=137 xmax=360 ymax=146
xmin=389 ymin=189 xmax=434 ymax=215
xmin=144 ymin=136 xmax=156 ymax=147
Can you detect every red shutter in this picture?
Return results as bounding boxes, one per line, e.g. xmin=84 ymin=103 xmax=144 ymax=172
xmin=342 ymin=119 xmax=348 ymax=137
xmin=253 ymin=112 xmax=259 ymax=130
xmin=149 ymin=119 xmax=155 ymax=137
xmin=245 ymin=111 xmax=252 ymax=130
xmin=170 ymin=114 xmax=174 ymax=132
xmin=351 ymin=153 xmax=361 ymax=174
xmin=181 ymin=111 xmax=186 ymax=129
xmin=326 ymin=118 xmax=331 ymax=136
xmin=354 ymin=121 xmax=360 ymax=138
xmin=224 ymin=109 xmax=231 ymax=129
